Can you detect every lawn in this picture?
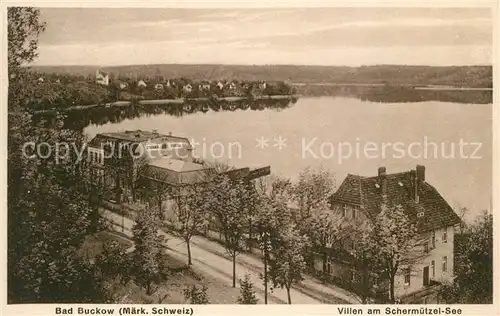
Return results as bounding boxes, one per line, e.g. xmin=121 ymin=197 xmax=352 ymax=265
xmin=78 ymin=231 xmax=133 ymax=260
xmin=79 ymin=230 xmax=241 ymax=304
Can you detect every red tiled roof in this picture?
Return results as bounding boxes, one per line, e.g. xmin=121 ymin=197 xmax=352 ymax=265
xmin=330 ymin=170 xmax=461 ymax=232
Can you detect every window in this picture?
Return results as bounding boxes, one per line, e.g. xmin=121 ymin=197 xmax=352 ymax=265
xmin=442 ymin=229 xmax=448 ymax=243
xmin=352 ymin=208 xmax=357 ymax=219
xmin=432 ymin=231 xmax=436 ymax=249
xmin=404 ymin=268 xmax=411 ymax=285
xmin=442 ymin=256 xmax=448 ymax=272
xmin=431 ymin=260 xmax=435 ymax=278
xmin=350 ymin=270 xmax=356 ymax=282
xmin=424 ymin=240 xmax=429 ymax=253
xmin=342 ymin=204 xmax=348 ymax=218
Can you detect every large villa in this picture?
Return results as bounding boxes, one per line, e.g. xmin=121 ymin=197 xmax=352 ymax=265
xmin=87 ymin=129 xmax=270 ymax=202
xmin=326 ymin=166 xmax=461 ymax=303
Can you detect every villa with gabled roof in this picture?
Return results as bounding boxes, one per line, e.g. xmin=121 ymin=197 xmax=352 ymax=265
xmin=323 ymin=165 xmax=461 ymax=303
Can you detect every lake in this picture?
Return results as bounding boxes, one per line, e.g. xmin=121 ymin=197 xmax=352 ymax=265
xmin=84 ymin=96 xmax=492 ymax=223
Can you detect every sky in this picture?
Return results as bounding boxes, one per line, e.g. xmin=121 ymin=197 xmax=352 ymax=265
xmin=33 ymin=7 xmax=493 ymax=66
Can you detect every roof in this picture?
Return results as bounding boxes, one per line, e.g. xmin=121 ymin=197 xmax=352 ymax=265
xmin=149 ymin=158 xmax=205 ymax=173
xmin=330 ymin=169 xmax=461 ymax=232
xmin=143 ymin=159 xmax=210 ymax=185
xmin=88 ymin=130 xmax=191 ymax=149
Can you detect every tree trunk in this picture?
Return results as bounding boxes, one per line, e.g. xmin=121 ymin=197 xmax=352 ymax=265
xmin=247 ymin=219 xmax=253 ymax=251
xmin=187 ymin=238 xmax=192 ymax=266
xmin=115 ymin=173 xmax=121 ymax=202
xmin=286 ymin=285 xmax=292 ymax=304
xmin=131 ymin=185 xmax=136 ymax=202
xmin=157 ymin=195 xmax=164 ymax=221
xmin=232 ymin=253 xmax=236 ymax=288
xmin=389 ymin=273 xmax=396 ymax=303
xmin=91 ymin=206 xmax=99 ymax=233
xmin=264 ymin=251 xmax=268 ymax=304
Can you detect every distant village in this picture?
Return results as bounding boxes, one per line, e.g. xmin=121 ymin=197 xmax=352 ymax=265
xmin=26 ymin=69 xmax=297 ymax=111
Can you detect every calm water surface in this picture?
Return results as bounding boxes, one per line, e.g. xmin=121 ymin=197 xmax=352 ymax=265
xmin=85 ymin=96 xmax=492 ymax=222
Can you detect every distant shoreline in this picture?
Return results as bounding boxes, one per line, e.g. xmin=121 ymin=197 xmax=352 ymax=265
xmin=293 ymin=83 xmax=493 ymax=91
xmin=29 ymin=64 xmax=492 ymax=89
xmin=32 ymin=94 xmax=300 ymax=114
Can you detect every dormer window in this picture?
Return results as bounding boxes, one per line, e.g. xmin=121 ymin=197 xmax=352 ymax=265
xmin=417 ymin=211 xmax=424 ymax=218
xmin=342 ymin=204 xmax=349 ymax=217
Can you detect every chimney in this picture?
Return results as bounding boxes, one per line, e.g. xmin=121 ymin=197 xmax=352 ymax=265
xmin=416 ymin=165 xmax=425 ymax=182
xmin=378 ymin=167 xmax=387 ymax=198
xmin=410 ymin=169 xmax=419 ymax=202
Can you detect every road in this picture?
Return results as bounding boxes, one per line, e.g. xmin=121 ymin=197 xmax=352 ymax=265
xmin=102 ymin=209 xmax=357 ymax=304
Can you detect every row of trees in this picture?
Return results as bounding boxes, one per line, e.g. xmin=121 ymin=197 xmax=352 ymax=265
xmin=131 ymin=163 xmax=419 ymax=304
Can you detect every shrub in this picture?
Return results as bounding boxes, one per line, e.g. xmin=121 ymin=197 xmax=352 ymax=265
xmin=183 ymin=284 xmax=209 ymax=304
xmin=237 ymin=274 xmax=258 ymax=304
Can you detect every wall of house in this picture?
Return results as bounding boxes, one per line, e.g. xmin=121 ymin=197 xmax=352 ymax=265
xmin=144 ymin=137 xmax=193 ymax=161
xmin=394 ymin=225 xmax=455 ymax=299
xmin=313 ymin=257 xmax=351 ymax=280
xmin=331 ymin=202 xmax=368 ymax=222
xmin=316 ymin=201 xmax=456 ymax=301
xmin=88 ymin=147 xmax=104 ymax=164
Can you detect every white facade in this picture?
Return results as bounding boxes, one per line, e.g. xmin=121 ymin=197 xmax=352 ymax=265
xmin=395 ymin=226 xmax=455 ymax=298
xmin=96 ymin=70 xmax=109 ymax=86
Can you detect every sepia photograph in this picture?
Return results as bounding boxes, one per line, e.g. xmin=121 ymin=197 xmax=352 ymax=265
xmin=4 ymin=3 xmax=495 ymax=309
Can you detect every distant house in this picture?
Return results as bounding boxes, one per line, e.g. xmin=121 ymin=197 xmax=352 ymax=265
xmin=118 ymin=82 xmax=129 ymax=90
xmin=258 ymin=81 xmax=267 ymax=90
xmin=326 ymin=165 xmax=461 ymax=304
xmin=183 ymin=84 xmax=193 ymax=93
xmin=155 ymin=83 xmax=164 ymax=90
xmin=198 ymin=83 xmax=211 ymax=91
xmin=137 ymin=80 xmax=147 ymax=88
xmin=55 ymin=79 xmax=61 ymax=83
xmin=96 ymin=70 xmax=110 ymax=86
xmin=37 ymin=77 xmax=44 ymax=83
xmin=165 ymin=80 xmax=171 ymax=88
xmin=216 ymin=81 xmax=224 ymax=90
xmin=227 ymin=82 xmax=237 ymax=90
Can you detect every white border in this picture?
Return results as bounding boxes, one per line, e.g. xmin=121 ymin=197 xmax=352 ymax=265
xmin=1 ymin=1 xmax=498 ymax=315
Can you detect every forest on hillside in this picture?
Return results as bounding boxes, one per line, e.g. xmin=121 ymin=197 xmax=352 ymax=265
xmin=30 ymin=64 xmax=492 ymax=88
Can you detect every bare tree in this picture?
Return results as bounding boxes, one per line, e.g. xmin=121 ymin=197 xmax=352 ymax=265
xmin=172 ymin=185 xmax=209 ymax=266
xmin=370 ymin=204 xmax=424 ymax=303
xmin=269 ymin=225 xmax=310 ymax=304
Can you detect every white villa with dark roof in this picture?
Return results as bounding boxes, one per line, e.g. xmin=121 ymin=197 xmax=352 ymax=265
xmin=87 ymin=129 xmax=270 ymax=215
xmin=325 ymin=165 xmax=461 ymax=304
